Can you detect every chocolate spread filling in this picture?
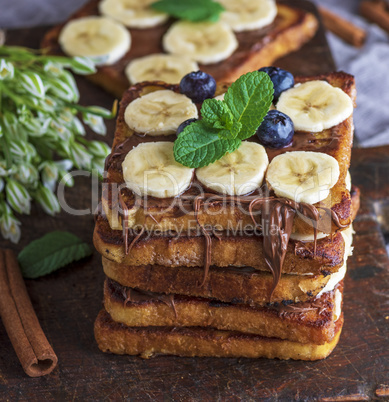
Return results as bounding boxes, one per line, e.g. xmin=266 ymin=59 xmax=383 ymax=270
xmin=116 ymin=187 xmax=346 ymax=299
xmin=121 ymin=286 xmax=177 ymax=318
xmin=107 ymin=278 xmax=338 ymax=319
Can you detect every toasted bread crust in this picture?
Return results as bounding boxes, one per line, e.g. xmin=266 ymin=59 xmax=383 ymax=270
xmin=94 ymin=309 xmax=343 ymax=360
xmin=102 ymin=72 xmax=355 ymax=236
xmin=102 ymin=258 xmax=336 ymax=306
xmin=104 ymin=279 xmax=342 ymax=344
xmin=41 ymin=1 xmax=318 ymax=98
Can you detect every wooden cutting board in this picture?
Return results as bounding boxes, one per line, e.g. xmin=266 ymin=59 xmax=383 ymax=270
xmin=1 ymin=1 xmax=388 ymax=400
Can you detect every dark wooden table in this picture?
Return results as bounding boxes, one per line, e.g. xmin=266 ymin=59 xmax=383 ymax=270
xmin=1 ymin=1 xmax=388 ymax=400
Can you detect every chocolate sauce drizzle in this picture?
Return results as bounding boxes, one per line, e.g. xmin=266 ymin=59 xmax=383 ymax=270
xmin=273 ymin=300 xmax=329 ymax=318
xmin=122 ymin=287 xmax=177 ymax=318
xmin=112 ymin=279 xmax=334 ymax=319
xmin=192 ymin=191 xmax=347 ymax=297
xmin=116 ymin=186 xmax=347 ymax=299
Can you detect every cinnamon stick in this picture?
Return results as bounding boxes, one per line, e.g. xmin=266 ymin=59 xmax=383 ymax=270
xmin=360 ymin=0 xmax=389 ymax=33
xmin=319 ymin=6 xmax=366 ymax=47
xmin=0 ymin=249 xmax=58 ymax=377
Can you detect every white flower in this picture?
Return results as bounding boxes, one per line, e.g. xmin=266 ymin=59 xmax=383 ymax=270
xmin=69 ymin=142 xmax=92 ymax=169
xmin=83 ymin=113 xmax=106 ymax=135
xmin=14 ymin=163 xmax=39 ymax=185
xmin=35 ymin=184 xmax=60 ymax=216
xmin=0 ymin=204 xmax=21 ymax=243
xmin=40 ymin=161 xmax=59 ymax=191
xmin=5 ymin=179 xmax=31 ymax=214
xmin=91 ymin=157 xmax=106 ymax=176
xmin=88 ymin=141 xmax=110 ymax=158
xmin=0 ymin=59 xmax=15 ymax=80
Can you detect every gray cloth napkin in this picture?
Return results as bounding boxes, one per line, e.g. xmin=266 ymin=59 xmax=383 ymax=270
xmin=315 ymin=0 xmax=389 ymax=147
xmin=1 ymin=0 xmax=388 ymax=147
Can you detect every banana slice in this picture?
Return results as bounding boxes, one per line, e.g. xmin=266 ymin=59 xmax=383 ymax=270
xmin=218 ymin=0 xmax=277 ymax=32
xmin=163 ymin=21 xmax=238 ymax=64
xmin=290 ymin=231 xmax=329 ymax=241
xmin=99 ymin=0 xmax=168 ymax=28
xmin=125 ymin=54 xmax=198 ymax=84
xmin=59 ymin=16 xmax=131 ymax=65
xmin=196 ymin=142 xmax=268 ymax=196
xmin=124 ymin=90 xmax=198 ymax=136
xmin=276 ymin=81 xmax=353 ymax=132
xmin=266 ymin=151 xmax=340 ymax=204
xmin=122 ymin=142 xmax=194 ymax=198
xmin=316 ymin=226 xmax=353 ymax=298
xmin=341 ymin=224 xmax=354 ymax=257
xmin=345 ymin=170 xmax=351 ymax=192
xmin=214 ymin=93 xmax=226 ymax=101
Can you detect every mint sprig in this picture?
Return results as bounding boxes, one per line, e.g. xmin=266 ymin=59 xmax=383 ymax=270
xmin=18 ymin=231 xmax=92 ymax=278
xmin=174 ymin=121 xmax=241 ymax=168
xmin=174 ymin=71 xmax=273 ymax=168
xmin=151 ymin=0 xmax=225 ymax=23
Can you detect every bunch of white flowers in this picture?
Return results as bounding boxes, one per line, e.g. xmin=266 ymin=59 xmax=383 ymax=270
xmin=0 ymin=46 xmax=114 ymax=243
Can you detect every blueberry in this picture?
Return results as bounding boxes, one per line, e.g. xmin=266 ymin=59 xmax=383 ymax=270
xmin=179 ymin=71 xmax=216 ymax=103
xmin=258 ymin=67 xmax=294 ymax=102
xmin=176 ymin=118 xmax=197 ymax=135
xmin=256 ymin=110 xmax=294 ymax=148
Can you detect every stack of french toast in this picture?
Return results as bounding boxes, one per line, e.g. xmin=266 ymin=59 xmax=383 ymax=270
xmin=93 ymin=69 xmax=359 ymax=360
xmin=41 ymin=0 xmax=359 ymax=360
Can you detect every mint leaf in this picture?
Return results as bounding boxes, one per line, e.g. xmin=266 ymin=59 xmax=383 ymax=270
xmin=173 ymin=71 xmax=273 ymax=168
xmin=174 ymin=120 xmax=241 ymax=168
xmin=230 ymin=121 xmax=243 ymax=138
xmin=18 ymin=231 xmax=92 ymax=278
xmin=151 ymin=0 xmax=224 ymax=22
xmin=224 ymin=71 xmax=274 ymax=140
xmin=202 ymin=99 xmax=234 ymax=131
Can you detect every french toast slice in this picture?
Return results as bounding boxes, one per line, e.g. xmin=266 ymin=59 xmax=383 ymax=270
xmin=102 ymin=258 xmax=344 ymax=306
xmin=94 ymin=309 xmax=343 ymax=360
xmin=41 ymin=0 xmax=318 ymax=98
xmin=94 ymin=187 xmax=358 ymax=273
xmin=102 ymin=72 xmax=355 ymax=236
xmin=104 ymin=278 xmax=343 ymax=345
xmin=95 ymin=214 xmax=345 ymax=275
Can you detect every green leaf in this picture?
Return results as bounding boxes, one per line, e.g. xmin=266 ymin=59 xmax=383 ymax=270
xmin=224 ymin=71 xmax=274 ymax=140
xmin=173 ymin=71 xmax=273 ymax=167
xmin=174 ymin=120 xmax=240 ymax=168
xmin=18 ymin=231 xmax=92 ymax=279
xmin=230 ymin=121 xmax=243 ymax=138
xmin=201 ymin=99 xmax=234 ymax=131
xmin=151 ymin=0 xmax=224 ymax=22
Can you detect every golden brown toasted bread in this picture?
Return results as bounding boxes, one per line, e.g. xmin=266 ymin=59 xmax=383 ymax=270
xmin=102 ymin=72 xmax=355 ymax=236
xmin=94 ymin=214 xmax=344 ymax=274
xmin=102 ymin=257 xmax=341 ymax=306
xmin=94 ymin=309 xmax=343 ymax=360
xmin=104 ymin=278 xmax=343 ymax=345
xmin=94 ymin=187 xmax=359 ymax=273
xmin=41 ymin=0 xmax=318 ymax=98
